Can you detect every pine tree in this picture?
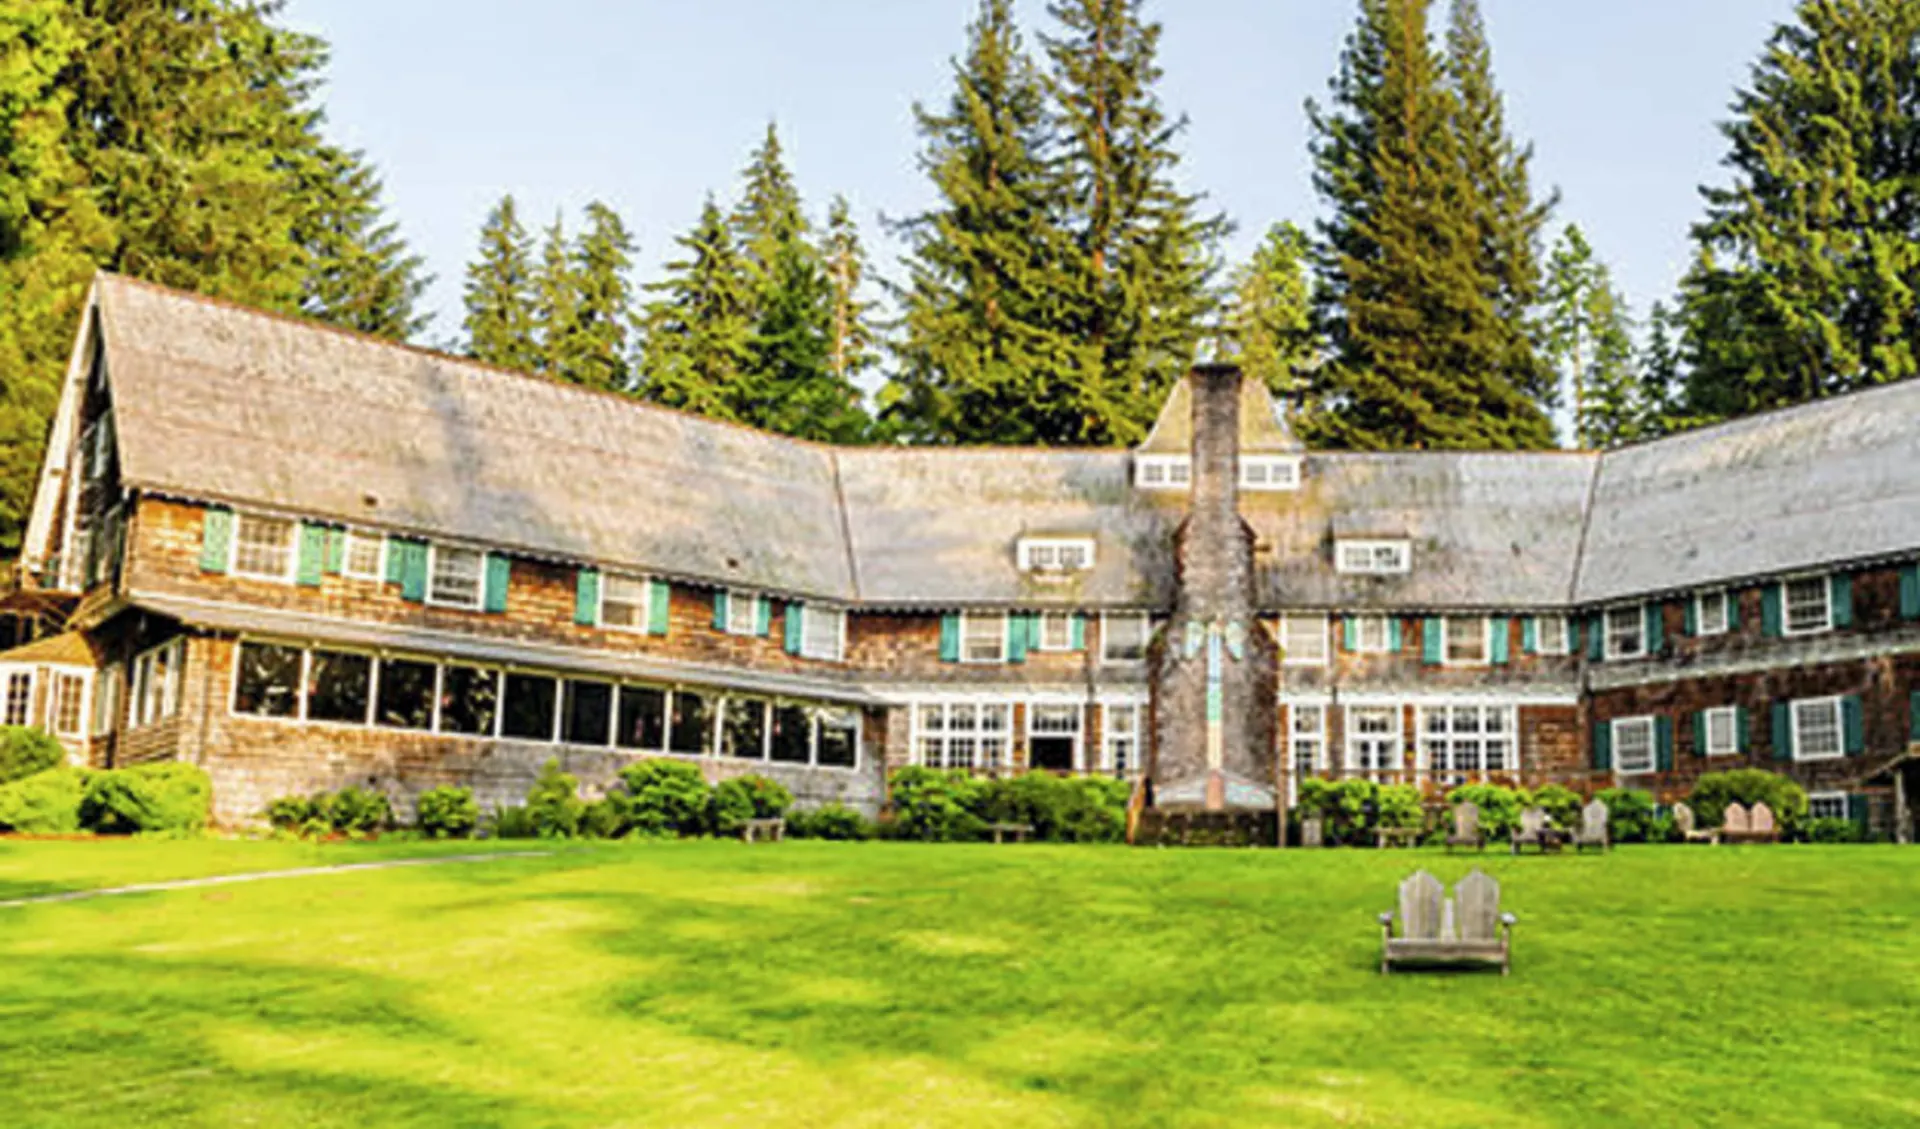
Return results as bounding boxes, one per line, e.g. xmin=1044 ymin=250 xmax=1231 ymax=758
xmin=884 ymin=0 xmax=1090 ymax=445
xmin=462 ymin=195 xmax=539 ymax=371
xmin=823 ymin=196 xmax=880 ymax=390
xmin=1638 ymin=300 xmax=1685 ymax=436
xmin=1545 ymin=224 xmax=1656 ymax=448
xmin=1681 ymin=0 xmax=1920 ymax=420
xmin=532 ymin=212 xmax=577 ymax=379
xmin=1220 ymin=221 xmax=1318 ymax=400
xmin=293 ymin=144 xmax=430 ymax=339
xmin=1042 ymin=0 xmax=1229 ymax=442
xmin=1306 ymin=0 xmax=1553 ymax=450
xmin=636 ymin=199 xmax=756 ymax=422
xmin=567 ymin=201 xmax=638 ymax=393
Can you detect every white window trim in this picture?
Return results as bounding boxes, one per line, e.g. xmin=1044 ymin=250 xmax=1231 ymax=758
xmin=1239 ymin=455 xmax=1303 ymax=492
xmin=229 ymin=512 xmax=299 ymax=583
xmin=1612 ymin=716 xmax=1657 ymax=776
xmin=1442 ymin=616 xmax=1492 ymax=668
xmin=724 ymin=589 xmax=764 ymax=637
xmin=1281 ymin=614 xmax=1331 ymax=668
xmin=1790 ymin=696 xmax=1845 ymax=762
xmin=1017 ymin=536 xmax=1096 ymax=574
xmin=958 ymin=611 xmax=1009 ymax=664
xmin=1035 ymin=611 xmax=1076 ymax=653
xmin=0 ymin=665 xmax=36 ymax=728
xmin=1100 ymin=611 xmax=1150 ymax=665
xmin=1783 ymin=575 xmax=1834 ymax=637
xmin=1694 ymin=590 xmax=1730 ymax=637
xmin=597 ymin=573 xmax=654 ymax=634
xmin=910 ymin=698 xmax=1014 ymax=769
xmin=1335 ymin=539 xmax=1412 ymax=576
xmin=1416 ymin=703 xmax=1517 ymax=777
xmin=129 ymin=638 xmax=185 ymax=729
xmin=49 ymin=670 xmax=91 ymax=739
xmin=1351 ymin=614 xmax=1392 ymax=655
xmin=1807 ymin=791 xmax=1849 ymax=823
xmin=342 ymin=530 xmax=387 ymax=581
xmin=1101 ymin=701 xmax=1142 ymax=776
xmin=1134 ymin=455 xmax=1191 ymax=490
xmin=1535 ymin=615 xmax=1570 ymax=656
xmin=1604 ymin=604 xmax=1648 ymax=661
xmin=1343 ymin=704 xmax=1403 ymax=775
xmin=1025 ymin=700 xmax=1086 ymax=773
xmin=797 ymin=604 xmax=848 ymax=663
xmin=1287 ymin=703 xmax=1328 ymax=804
xmin=1703 ymin=705 xmax=1740 ymax=757
xmin=425 ymin=544 xmax=487 ymax=610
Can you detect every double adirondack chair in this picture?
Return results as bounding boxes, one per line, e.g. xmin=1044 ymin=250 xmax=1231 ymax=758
xmin=1672 ymin=801 xmax=1718 ymax=844
xmin=1573 ymin=799 xmax=1610 ymax=852
xmin=1445 ymin=802 xmax=1486 ymax=853
xmin=1510 ymin=806 xmax=1553 ymax=854
xmin=1720 ymin=801 xmax=1780 ymax=844
xmin=1378 ymin=869 xmax=1516 ymax=975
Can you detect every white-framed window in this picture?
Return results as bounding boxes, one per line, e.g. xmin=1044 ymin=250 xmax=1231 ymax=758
xmin=1345 ymin=705 xmax=1402 ymax=776
xmin=50 ymin=672 xmax=87 ymax=738
xmin=1282 ymin=614 xmax=1329 ymax=666
xmin=1535 ymin=616 xmax=1570 ymax=656
xmin=1807 ymin=792 xmax=1849 ymax=822
xmin=1703 ymin=705 xmax=1740 ymax=756
xmin=1102 ymin=702 xmax=1142 ymax=776
xmin=426 ymin=545 xmax=485 ymax=609
xmin=1612 ymin=716 xmax=1656 ymax=775
xmin=960 ymin=612 xmax=1008 ymax=663
xmin=92 ymin=667 xmax=121 ymax=736
xmin=913 ymin=701 xmax=1012 ymax=770
xmin=1289 ymin=703 xmax=1326 ymax=797
xmin=1240 ymin=456 xmax=1302 ymax=491
xmin=1695 ymin=590 xmax=1730 ymax=636
xmin=1605 ymin=605 xmax=1646 ymax=660
xmin=599 ymin=573 xmax=652 ymax=632
xmin=1352 ymin=615 xmax=1391 ymax=654
xmin=231 ymin=513 xmax=296 ymax=581
xmin=725 ymin=589 xmax=764 ymax=636
xmin=1018 ymin=537 xmax=1095 ymax=574
xmin=1784 ymin=576 xmax=1832 ymax=636
xmin=1037 ymin=612 xmax=1075 ymax=652
xmin=1102 ymin=612 xmax=1149 ymax=664
xmin=1419 ymin=704 xmax=1515 ymax=777
xmin=130 ymin=639 xmax=185 ymax=727
xmin=1791 ymin=696 xmax=1844 ymax=761
xmin=1335 ymin=539 xmax=1412 ymax=575
xmin=343 ymin=530 xmax=386 ymax=580
xmin=3 ymin=669 xmax=32 ymax=726
xmin=1135 ymin=455 xmax=1191 ymax=490
xmin=799 ymin=605 xmax=847 ymax=662
xmin=1444 ymin=616 xmax=1489 ymax=666
xmin=1027 ymin=702 xmax=1084 ymax=771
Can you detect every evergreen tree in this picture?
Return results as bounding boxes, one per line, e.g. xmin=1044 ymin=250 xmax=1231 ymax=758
xmin=636 ymin=199 xmax=756 ymax=422
xmin=884 ymin=0 xmax=1089 ymax=444
xmin=462 ymin=195 xmax=539 ymax=371
xmin=1219 ymin=221 xmax=1318 ymax=400
xmin=1680 ymin=0 xmax=1920 ymax=421
xmin=1638 ymin=300 xmax=1686 ymax=436
xmin=566 ymin=201 xmax=638 ymax=393
xmin=1306 ymin=0 xmax=1553 ymax=450
xmin=823 ymin=195 xmax=880 ymax=389
xmin=293 ymin=144 xmax=430 ymax=339
xmin=532 ymin=212 xmax=577 ymax=379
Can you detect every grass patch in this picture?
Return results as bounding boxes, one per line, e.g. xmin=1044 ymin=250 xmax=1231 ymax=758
xmin=1 ymin=842 xmax=1916 ymax=1127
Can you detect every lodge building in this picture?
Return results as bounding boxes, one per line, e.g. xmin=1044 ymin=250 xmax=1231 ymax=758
xmin=6 ymin=274 xmax=1918 ymax=839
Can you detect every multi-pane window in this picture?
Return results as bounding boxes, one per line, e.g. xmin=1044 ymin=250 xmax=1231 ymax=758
xmin=441 ymin=666 xmax=501 ymax=736
xmin=1784 ymin=577 xmax=1832 ymax=635
xmin=1445 ymin=617 xmax=1488 ymax=665
xmin=722 ymin=697 xmax=769 ymax=759
xmin=1606 ymin=605 xmax=1646 ymax=660
xmin=1807 ymin=792 xmax=1849 ymax=822
xmin=1345 ymin=705 xmax=1402 ymax=776
xmin=1103 ymin=703 xmax=1141 ymax=776
xmin=131 ymin=639 xmax=184 ymax=727
xmin=1037 ymin=612 xmax=1075 ymax=652
xmin=1703 ymin=705 xmax=1739 ymax=756
xmin=375 ymin=658 xmax=437 ymax=730
xmin=232 ymin=642 xmax=303 ymax=718
xmin=1282 ymin=614 xmax=1329 ymax=666
xmin=232 ymin=514 xmax=296 ymax=580
xmin=2 ymin=671 xmax=29 ymax=726
xmin=343 ymin=531 xmax=385 ymax=580
xmin=815 ymin=708 xmax=860 ymax=768
xmin=1791 ymin=697 xmax=1843 ymax=760
xmin=1290 ymin=704 xmax=1326 ymax=789
xmin=1353 ymin=615 xmax=1391 ymax=654
xmin=962 ymin=613 xmax=1008 ymax=663
xmin=1336 ymin=540 xmax=1411 ymax=575
xmin=502 ymin=673 xmax=559 ymax=741
xmin=799 ymin=606 xmax=846 ymax=661
xmin=1102 ymin=613 xmax=1149 ymax=663
xmin=50 ymin=673 xmax=86 ymax=737
xmin=1018 ymin=538 xmax=1094 ymax=573
xmin=1612 ymin=716 xmax=1656 ymax=774
xmin=1135 ymin=456 xmax=1190 ymax=490
xmin=1535 ymin=616 xmax=1570 ymax=655
xmin=1419 ymin=705 xmax=1514 ymax=777
xmin=1240 ymin=456 xmax=1301 ymax=491
xmin=1696 ymin=590 xmax=1730 ymax=636
xmin=427 ymin=546 xmax=484 ymax=608
xmin=306 ymin=650 xmax=372 ymax=724
xmin=914 ymin=701 xmax=1011 ymax=770
xmin=669 ymin=689 xmax=714 ymax=754
xmin=725 ymin=590 xmax=763 ymax=636
xmin=564 ymin=681 xmax=616 ymax=747
xmin=600 ymin=574 xmax=651 ymax=631
xmin=92 ymin=668 xmax=121 ymax=736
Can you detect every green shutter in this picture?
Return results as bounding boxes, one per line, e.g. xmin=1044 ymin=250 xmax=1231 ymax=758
xmin=483 ymin=554 xmax=510 ymax=613
xmin=295 ymin=522 xmax=326 ymax=587
xmin=386 ymin=537 xmax=407 ymax=584
xmin=1692 ymin=711 xmax=1706 ymax=758
xmin=1842 ymin=695 xmax=1865 ymax=756
xmin=1587 ymin=614 xmax=1605 ymax=661
xmin=1762 ymin=584 xmax=1784 ymax=637
xmin=324 ymin=527 xmax=347 ymax=574
xmin=784 ymin=602 xmax=805 ymax=654
xmin=1422 ymin=617 xmax=1443 ymax=665
xmin=1387 ymin=618 xmax=1404 ymax=652
xmin=1343 ymin=616 xmax=1359 ymax=652
xmin=1772 ymin=701 xmax=1793 ymax=761
xmin=712 ymin=590 xmax=730 ymax=631
xmin=1069 ymin=614 xmax=1086 ymax=651
xmin=1830 ymin=573 xmax=1854 ymax=628
xmin=574 ymin=568 xmax=600 ymax=626
xmin=1847 ymin=794 xmax=1869 ymax=836
xmin=198 ymin=507 xmax=233 ymax=573
xmin=1901 ymin=565 xmax=1920 ymax=620
xmin=398 ymin=540 xmax=429 ymax=603
xmin=1007 ymin=614 xmax=1029 ymax=664
xmin=1521 ymin=617 xmax=1538 ymax=655
xmin=1737 ymin=705 xmax=1751 ymax=754
xmin=1727 ymin=592 xmax=1742 ymax=631
xmin=1592 ymin=719 xmax=1612 ymax=771
xmin=1644 ymin=603 xmax=1665 ymax=654
xmin=648 ymin=580 xmax=671 ymax=635
xmin=1910 ymin=692 xmax=1920 ymax=743
xmin=755 ymin=596 xmax=772 ymax=637
xmin=939 ymin=615 xmax=961 ymax=663
xmin=1489 ymin=617 xmax=1510 ymax=665
xmin=1567 ymin=618 xmax=1580 ymax=652
xmin=1683 ymin=598 xmax=1698 ymax=636
xmin=1655 ymin=716 xmax=1675 ymax=772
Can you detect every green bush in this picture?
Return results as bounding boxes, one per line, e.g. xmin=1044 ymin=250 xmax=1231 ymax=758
xmin=1296 ymin=777 xmax=1380 ymax=845
xmin=886 ymin=766 xmax=986 ymax=842
xmin=1446 ymin=783 xmax=1529 ymax=839
xmin=489 ymin=803 xmax=538 ymax=839
xmin=0 ymin=727 xmax=65 ymax=785
xmin=266 ymin=793 xmax=318 ymax=831
xmin=524 ymin=760 xmax=585 ymax=838
xmin=323 ymin=786 xmax=394 ymax=833
xmin=79 ymin=762 xmax=211 ymax=834
xmin=0 ymin=766 xmax=89 ymax=833
xmin=1596 ymin=787 xmax=1655 ymax=843
xmin=1376 ymin=784 xmax=1423 ymax=832
xmin=711 ymin=775 xmax=794 ymax=834
xmin=973 ymin=773 xmax=1125 ymax=842
xmin=788 ymin=803 xmax=873 ymax=840
xmin=1688 ymin=769 xmax=1809 ymax=835
xmin=1530 ymin=784 xmax=1584 ymax=829
xmin=415 ymin=786 xmax=479 ymax=839
xmin=1805 ymin=817 xmax=1863 ymax=844
xmin=1648 ymin=811 xmax=1680 ymax=844
xmin=619 ymin=759 xmax=713 ymax=835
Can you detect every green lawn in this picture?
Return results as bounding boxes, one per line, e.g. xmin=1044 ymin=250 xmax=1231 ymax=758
xmin=1 ymin=841 xmax=1915 ymax=1128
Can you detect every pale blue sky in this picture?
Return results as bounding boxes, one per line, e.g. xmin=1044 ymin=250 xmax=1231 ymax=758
xmin=284 ymin=0 xmax=1799 ymax=348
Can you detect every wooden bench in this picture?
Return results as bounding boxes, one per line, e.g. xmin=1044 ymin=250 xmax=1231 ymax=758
xmin=1379 ymin=869 xmax=1516 ymax=976
xmin=1719 ymin=801 xmax=1780 ymax=844
xmin=987 ymin=822 xmax=1033 ymax=844
xmin=740 ymin=817 xmax=785 ymax=843
xmin=1375 ymin=825 xmax=1421 ymax=849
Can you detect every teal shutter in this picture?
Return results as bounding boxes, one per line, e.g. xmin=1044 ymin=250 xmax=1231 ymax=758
xmin=1830 ymin=573 xmax=1853 ymax=628
xmin=1587 ymin=614 xmax=1605 ymax=661
xmin=1422 ymin=617 xmax=1443 ymax=665
xmin=1762 ymin=584 xmax=1784 ymax=637
xmin=1644 ymin=603 xmax=1665 ymax=654
xmin=1727 ymin=592 xmax=1742 ymax=631
xmin=1683 ymin=598 xmax=1698 ymax=636
xmin=295 ymin=523 xmax=326 ymax=587
xmin=1521 ymin=617 xmax=1538 ymax=655
xmin=1737 ymin=706 xmax=1751 ymax=754
xmin=483 ymin=554 xmax=510 ymax=613
xmin=1387 ymin=618 xmax=1404 ymax=652
xmin=1069 ymin=614 xmax=1086 ymax=651
xmin=755 ymin=596 xmax=772 ymax=637
xmin=1489 ymin=618 xmax=1510 ymax=665
xmin=939 ymin=615 xmax=961 ymax=662
xmin=1901 ymin=565 xmax=1920 ymax=619
xmin=198 ymin=507 xmax=233 ymax=573
xmin=1592 ymin=719 xmax=1612 ymax=771
xmin=1343 ymin=616 xmax=1359 ymax=652
xmin=574 ymin=568 xmax=600 ymax=626
xmin=712 ymin=590 xmax=730 ymax=631
xmin=1846 ymin=794 xmax=1869 ymax=836
xmin=1692 ymin=711 xmax=1706 ymax=758
xmin=386 ymin=537 xmax=407 ymax=584
xmin=784 ymin=602 xmax=805 ymax=654
xmin=1655 ymin=716 xmax=1675 ymax=772
xmin=647 ymin=580 xmax=671 ymax=635
xmin=1842 ymin=695 xmax=1864 ymax=756
xmin=398 ymin=540 xmax=429 ymax=603
xmin=1567 ymin=618 xmax=1580 ymax=652
xmin=1772 ymin=701 xmax=1793 ymax=761
xmin=324 ymin=527 xmax=346 ymax=574
xmin=1007 ymin=614 xmax=1029 ymax=664
xmin=1911 ymin=692 xmax=1920 ymax=742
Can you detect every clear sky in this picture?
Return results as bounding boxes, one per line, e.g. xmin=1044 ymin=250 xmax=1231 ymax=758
xmin=283 ymin=0 xmax=1800 ymax=349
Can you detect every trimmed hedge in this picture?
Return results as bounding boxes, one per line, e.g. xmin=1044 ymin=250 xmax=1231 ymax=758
xmin=0 ymin=727 xmax=64 ymax=785
xmin=0 ymin=766 xmax=89 ymax=833
xmin=788 ymin=803 xmax=873 ymax=840
xmin=78 ymin=763 xmax=211 ymax=833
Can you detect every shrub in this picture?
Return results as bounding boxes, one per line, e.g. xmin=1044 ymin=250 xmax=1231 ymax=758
xmin=788 ymin=803 xmax=873 ymax=841
xmin=1530 ymin=784 xmax=1584 ymax=829
xmin=711 ymin=775 xmax=794 ymax=834
xmin=79 ymin=762 xmax=211 ymax=833
xmin=323 ymin=786 xmax=394 ymax=833
xmin=0 ymin=727 xmax=65 ymax=785
xmin=619 ymin=759 xmax=712 ymax=835
xmin=524 ymin=760 xmax=585 ymax=838
xmin=1596 ymin=787 xmax=1655 ymax=843
xmin=489 ymin=803 xmax=538 ymax=839
xmin=1647 ymin=811 xmax=1680 ymax=844
xmin=1446 ymin=783 xmax=1529 ymax=839
xmin=1376 ymin=784 xmax=1424 ymax=833
xmin=1688 ymin=769 xmax=1809 ymax=835
xmin=1297 ymin=777 xmax=1379 ymax=845
xmin=0 ymin=766 xmax=89 ymax=833
xmin=415 ymin=786 xmax=479 ymax=839
xmin=973 ymin=773 xmax=1125 ymax=842
xmin=266 ymin=794 xmax=318 ymax=831
xmin=886 ymin=766 xmax=985 ymax=842
xmin=1805 ymin=817 xmax=1863 ymax=844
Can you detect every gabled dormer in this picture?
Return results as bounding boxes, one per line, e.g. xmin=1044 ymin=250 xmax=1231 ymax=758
xmin=1131 ymin=371 xmax=1303 ymax=493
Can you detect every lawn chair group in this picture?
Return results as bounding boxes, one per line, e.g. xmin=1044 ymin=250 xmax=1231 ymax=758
xmin=1378 ymin=868 xmax=1515 ymax=975
xmin=1673 ymin=800 xmax=1778 ymax=845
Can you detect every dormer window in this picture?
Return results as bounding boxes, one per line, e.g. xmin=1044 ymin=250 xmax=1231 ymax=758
xmin=1135 ymin=456 xmax=1190 ymax=490
xmin=1336 ymin=539 xmax=1411 ymax=575
xmin=1239 ymin=456 xmax=1301 ymax=492
xmin=1019 ymin=537 xmax=1095 ymax=574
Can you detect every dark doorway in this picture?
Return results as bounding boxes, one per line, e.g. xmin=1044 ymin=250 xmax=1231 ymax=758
xmin=1029 ymin=737 xmax=1076 ymax=772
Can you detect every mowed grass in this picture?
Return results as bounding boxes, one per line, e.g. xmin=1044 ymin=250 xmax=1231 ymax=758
xmin=1 ymin=842 xmax=1916 ymax=1128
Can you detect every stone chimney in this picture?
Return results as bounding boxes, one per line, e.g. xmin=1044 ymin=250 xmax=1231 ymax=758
xmin=1146 ymin=364 xmax=1279 ymax=814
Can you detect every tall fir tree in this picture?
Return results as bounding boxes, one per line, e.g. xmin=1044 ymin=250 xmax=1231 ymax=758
xmin=532 ymin=212 xmax=577 ymax=379
xmin=823 ymin=195 xmax=880 ymax=391
xmin=293 ymin=144 xmax=430 ymax=339
xmin=884 ymin=0 xmax=1090 ymax=444
xmin=1680 ymin=0 xmax=1920 ymax=422
xmin=565 ymin=201 xmax=638 ymax=393
xmin=1637 ymin=300 xmax=1685 ymax=437
xmin=1219 ymin=221 xmax=1318 ymax=400
xmin=1544 ymin=226 xmax=1642 ymax=448
xmin=1306 ymin=0 xmax=1553 ymax=450
xmin=637 ymin=199 xmax=757 ymax=423
xmin=462 ymin=195 xmax=539 ymax=371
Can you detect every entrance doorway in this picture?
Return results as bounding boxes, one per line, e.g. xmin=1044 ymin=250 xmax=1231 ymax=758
xmin=1027 ymin=703 xmax=1083 ymax=773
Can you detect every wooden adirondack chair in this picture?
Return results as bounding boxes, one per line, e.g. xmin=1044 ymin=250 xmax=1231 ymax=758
xmin=1719 ymin=802 xmax=1752 ymax=843
xmin=1573 ymin=799 xmax=1610 ymax=852
xmin=1510 ymin=806 xmax=1550 ymax=854
xmin=1445 ymin=802 xmax=1486 ymax=853
xmin=1724 ymin=801 xmax=1780 ymax=844
xmin=1672 ymin=801 xmax=1718 ymax=844
xmin=1300 ymin=815 xmax=1325 ymax=849
xmin=1379 ymin=868 xmax=1516 ymax=975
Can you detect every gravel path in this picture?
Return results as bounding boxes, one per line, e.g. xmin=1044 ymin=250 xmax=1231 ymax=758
xmin=0 ymin=851 xmax=553 ymax=909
